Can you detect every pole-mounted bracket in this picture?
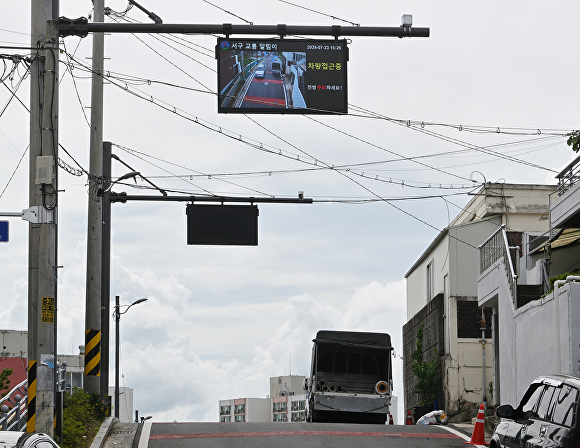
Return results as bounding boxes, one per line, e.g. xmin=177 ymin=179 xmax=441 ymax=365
xmin=22 ymin=206 xmax=56 ymax=224
xmin=58 ymin=16 xmax=89 ymax=38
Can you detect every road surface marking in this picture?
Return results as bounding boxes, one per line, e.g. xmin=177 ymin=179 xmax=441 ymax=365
xmin=243 ymin=95 xmax=286 ymax=106
xmin=441 ymin=426 xmax=488 ymax=448
xmin=150 ymin=430 xmax=461 ymax=440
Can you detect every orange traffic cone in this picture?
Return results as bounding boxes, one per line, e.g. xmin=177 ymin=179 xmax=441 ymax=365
xmin=405 ymin=410 xmax=413 ymax=425
xmin=388 ymin=413 xmax=394 ymax=425
xmin=463 ymin=403 xmax=489 ymax=445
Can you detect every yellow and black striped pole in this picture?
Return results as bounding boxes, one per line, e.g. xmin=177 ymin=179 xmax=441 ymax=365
xmin=85 ymin=329 xmax=101 ymax=377
xmin=26 ymin=360 xmax=37 ymax=432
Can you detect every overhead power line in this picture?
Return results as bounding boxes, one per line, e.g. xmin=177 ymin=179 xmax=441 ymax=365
xmin=278 ymin=0 xmax=360 ymax=26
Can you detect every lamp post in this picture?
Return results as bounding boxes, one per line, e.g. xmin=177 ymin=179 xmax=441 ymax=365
xmin=114 ymin=296 xmax=147 ymax=419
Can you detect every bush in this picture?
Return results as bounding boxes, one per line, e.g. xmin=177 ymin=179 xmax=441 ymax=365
xmin=411 ymin=325 xmax=440 ymax=408
xmin=60 ymin=389 xmax=108 ymax=448
xmin=549 ymin=270 xmax=580 ymax=290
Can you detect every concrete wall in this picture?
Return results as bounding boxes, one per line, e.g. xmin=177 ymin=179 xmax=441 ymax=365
xmin=108 ymin=386 xmax=133 ymax=423
xmin=269 ymin=375 xmax=306 ymax=397
xmin=448 ymin=218 xmax=502 ymax=298
xmin=552 ymin=181 xmax=580 ymax=228
xmin=479 ymin=259 xmax=580 ymax=407
xmin=246 ymin=398 xmax=271 ymax=422
xmin=0 ymin=330 xmax=27 ymax=357
xmin=451 ymin=184 xmax=554 ymax=227
xmin=443 ymin=295 xmax=493 ymax=412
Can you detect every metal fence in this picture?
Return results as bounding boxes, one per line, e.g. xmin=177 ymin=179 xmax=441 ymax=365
xmin=0 ymin=380 xmax=27 ymax=431
xmin=556 ymin=154 xmax=580 ymax=196
xmin=0 ymin=362 xmax=67 ymax=432
xmin=479 ymin=225 xmax=519 ymax=305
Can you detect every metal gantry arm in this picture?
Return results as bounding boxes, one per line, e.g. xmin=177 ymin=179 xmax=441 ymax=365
xmin=58 ymin=17 xmax=429 ymax=39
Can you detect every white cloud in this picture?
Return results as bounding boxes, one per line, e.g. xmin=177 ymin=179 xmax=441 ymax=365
xmin=110 ymin=265 xmax=406 ymax=422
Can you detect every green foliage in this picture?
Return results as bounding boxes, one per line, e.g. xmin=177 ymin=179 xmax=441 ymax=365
xmin=549 ymin=270 xmax=580 ymax=290
xmin=411 ymin=325 xmax=440 ymax=407
xmin=61 ymin=389 xmax=108 ymax=448
xmin=488 ymin=381 xmax=493 ymax=400
xmin=0 ymin=368 xmax=13 ymax=398
xmin=567 ymin=130 xmax=580 ymax=153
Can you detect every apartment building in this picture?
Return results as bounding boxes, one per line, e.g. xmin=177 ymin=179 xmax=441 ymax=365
xmin=219 ymin=374 xmax=307 ymax=423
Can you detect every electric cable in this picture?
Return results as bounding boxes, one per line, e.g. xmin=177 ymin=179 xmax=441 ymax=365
xmin=201 ymin=0 xmax=254 ymax=25
xmin=278 ymin=0 xmax=360 ymax=26
xmin=0 ymin=144 xmax=28 ymax=200
xmin=113 ymin=143 xmax=273 ymax=197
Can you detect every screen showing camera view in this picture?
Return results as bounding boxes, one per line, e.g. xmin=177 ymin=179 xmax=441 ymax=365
xmin=217 ymin=38 xmax=348 ymax=114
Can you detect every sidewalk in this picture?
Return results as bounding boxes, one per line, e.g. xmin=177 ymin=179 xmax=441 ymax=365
xmin=102 ymin=422 xmax=140 ymax=448
xmin=90 ymin=419 xmax=142 ymax=448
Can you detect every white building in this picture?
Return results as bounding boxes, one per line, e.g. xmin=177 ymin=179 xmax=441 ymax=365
xmin=478 ymin=158 xmax=580 ymax=407
xmin=219 ymin=375 xmax=307 ymax=423
xmin=404 ymin=183 xmax=555 ymax=415
xmin=219 ymin=397 xmax=271 ymax=423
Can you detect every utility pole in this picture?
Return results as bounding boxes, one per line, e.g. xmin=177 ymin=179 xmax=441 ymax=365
xmin=85 ymin=0 xmax=105 ymax=395
xmin=28 ymin=2 xmax=59 ymax=433
xmin=101 ymin=142 xmax=112 ymax=405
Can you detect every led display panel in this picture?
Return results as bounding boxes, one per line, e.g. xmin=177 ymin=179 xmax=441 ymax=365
xmin=217 ymin=38 xmax=348 ymax=114
xmin=186 ymin=204 xmax=259 ymax=246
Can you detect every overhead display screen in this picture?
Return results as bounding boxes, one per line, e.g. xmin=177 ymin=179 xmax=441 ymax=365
xmin=217 ymin=38 xmax=348 ymax=114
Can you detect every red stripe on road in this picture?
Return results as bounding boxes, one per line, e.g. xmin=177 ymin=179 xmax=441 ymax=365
xmin=150 ymin=430 xmax=461 ymax=440
xmin=243 ymin=95 xmax=286 ymax=106
xmin=253 ymin=78 xmax=283 ymax=84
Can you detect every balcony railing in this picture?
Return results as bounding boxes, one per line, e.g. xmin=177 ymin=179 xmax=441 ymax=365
xmin=556 ymin=153 xmax=580 ymax=196
xmin=479 ymin=225 xmax=519 ymax=306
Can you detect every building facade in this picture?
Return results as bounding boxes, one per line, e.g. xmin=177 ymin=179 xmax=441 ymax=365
xmin=478 ymin=158 xmax=580 ymax=407
xmin=219 ymin=375 xmax=307 ymax=423
xmin=403 ymin=183 xmax=555 ymax=415
xmin=0 ymin=330 xmax=134 ymax=422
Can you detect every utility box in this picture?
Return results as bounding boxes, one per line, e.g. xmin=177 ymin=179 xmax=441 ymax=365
xmin=186 ymin=204 xmax=258 ymax=246
xmin=35 ymin=156 xmax=55 ymax=185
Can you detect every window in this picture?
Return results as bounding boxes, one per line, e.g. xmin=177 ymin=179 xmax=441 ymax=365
xmin=235 ymin=415 xmax=245 ymax=422
xmin=550 ymin=385 xmax=578 ymax=427
xmin=536 ymin=386 xmax=556 ymax=420
xmin=273 ymin=402 xmax=287 ymax=412
xmin=456 ymin=302 xmax=492 ymax=339
xmin=519 ymin=384 xmax=544 ymax=419
xmin=426 ymin=260 xmax=434 ymax=301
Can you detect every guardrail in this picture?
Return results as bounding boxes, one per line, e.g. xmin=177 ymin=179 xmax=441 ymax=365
xmin=479 ymin=225 xmax=519 ymax=306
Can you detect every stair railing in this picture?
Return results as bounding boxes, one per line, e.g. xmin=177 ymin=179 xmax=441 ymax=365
xmin=479 ymin=224 xmax=519 ymax=307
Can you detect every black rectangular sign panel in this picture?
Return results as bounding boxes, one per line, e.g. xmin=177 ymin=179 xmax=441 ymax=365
xmin=186 ymin=204 xmax=259 ymax=246
xmin=217 ymin=38 xmax=348 ymax=114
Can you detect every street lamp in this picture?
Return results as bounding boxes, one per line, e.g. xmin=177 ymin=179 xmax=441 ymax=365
xmin=114 ymin=296 xmax=147 ymax=419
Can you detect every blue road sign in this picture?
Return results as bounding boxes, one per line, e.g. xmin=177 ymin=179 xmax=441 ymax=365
xmin=0 ymin=221 xmax=8 ymax=242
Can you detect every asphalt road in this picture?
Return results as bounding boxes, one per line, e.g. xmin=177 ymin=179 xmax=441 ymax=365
xmin=241 ymin=56 xmax=286 ymax=108
xmin=145 ymin=422 xmax=482 ymax=448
